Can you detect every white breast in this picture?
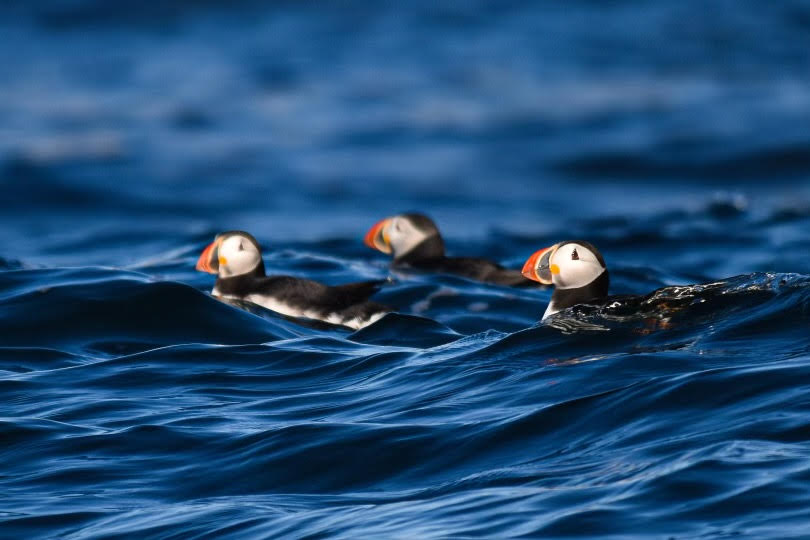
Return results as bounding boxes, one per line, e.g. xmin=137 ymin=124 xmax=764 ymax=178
xmin=541 ymin=301 xmax=559 ymax=321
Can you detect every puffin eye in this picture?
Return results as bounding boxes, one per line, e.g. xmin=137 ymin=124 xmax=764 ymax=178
xmin=571 ymin=248 xmax=579 ymax=261
xmin=238 ymin=241 xmax=244 ymax=251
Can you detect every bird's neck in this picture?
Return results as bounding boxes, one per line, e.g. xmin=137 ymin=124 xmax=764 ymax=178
xmin=394 ymin=234 xmax=445 ymax=264
xmin=214 ymin=261 xmax=266 ymax=295
xmin=545 ymin=270 xmax=610 ymax=318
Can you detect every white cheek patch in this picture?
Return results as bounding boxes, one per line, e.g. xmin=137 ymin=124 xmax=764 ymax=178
xmin=218 ymin=236 xmax=262 ymax=277
xmin=220 ymin=252 xmax=260 ymax=277
xmin=550 ymin=243 xmax=605 ymax=290
xmin=554 ymin=261 xmax=605 ymax=289
xmin=389 ymin=219 xmax=430 ymax=256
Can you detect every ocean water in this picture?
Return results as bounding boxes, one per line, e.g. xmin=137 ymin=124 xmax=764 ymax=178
xmin=2 ymin=1 xmax=810 ymax=538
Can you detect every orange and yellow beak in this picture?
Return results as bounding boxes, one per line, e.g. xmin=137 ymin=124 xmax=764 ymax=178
xmin=196 ymin=238 xmax=221 ymax=274
xmin=522 ymin=243 xmax=560 ymax=284
xmin=364 ymin=218 xmax=393 ymax=254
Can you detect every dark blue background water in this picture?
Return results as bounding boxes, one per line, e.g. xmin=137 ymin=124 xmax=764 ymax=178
xmin=2 ymin=2 xmax=810 ymax=538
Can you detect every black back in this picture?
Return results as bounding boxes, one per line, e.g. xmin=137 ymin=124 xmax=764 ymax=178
xmin=215 ymin=272 xmax=389 ymax=317
xmin=406 ymin=256 xmax=534 ymax=287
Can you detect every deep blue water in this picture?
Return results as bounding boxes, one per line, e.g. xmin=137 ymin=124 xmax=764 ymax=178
xmin=3 ymin=1 xmax=810 ymax=538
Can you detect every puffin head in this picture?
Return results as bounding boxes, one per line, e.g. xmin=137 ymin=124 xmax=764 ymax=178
xmin=522 ymin=240 xmax=607 ymax=290
xmin=196 ymin=231 xmax=265 ymax=278
xmin=364 ymin=213 xmax=445 ymax=262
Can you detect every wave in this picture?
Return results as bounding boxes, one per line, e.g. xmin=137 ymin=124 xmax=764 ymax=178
xmin=2 ymin=251 xmax=810 ymax=539
xmin=0 ymin=270 xmax=288 ymax=354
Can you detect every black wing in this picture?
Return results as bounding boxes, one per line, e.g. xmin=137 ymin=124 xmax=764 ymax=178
xmin=255 ymin=276 xmax=388 ymax=312
xmin=321 ymin=279 xmax=388 ymax=311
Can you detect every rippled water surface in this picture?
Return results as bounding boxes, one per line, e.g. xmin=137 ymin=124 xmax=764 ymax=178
xmin=2 ymin=1 xmax=810 ymax=538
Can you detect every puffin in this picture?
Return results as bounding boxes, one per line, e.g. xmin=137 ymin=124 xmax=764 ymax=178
xmin=196 ymin=231 xmax=391 ymax=329
xmin=521 ymin=240 xmax=610 ymax=320
xmin=521 ymin=239 xmax=728 ymax=329
xmin=522 ymin=240 xmax=788 ymax=332
xmin=364 ymin=213 xmax=535 ymax=287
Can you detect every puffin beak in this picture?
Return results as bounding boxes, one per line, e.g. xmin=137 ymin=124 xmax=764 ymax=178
xmin=364 ymin=218 xmax=392 ymax=254
xmin=522 ymin=244 xmax=558 ymax=284
xmin=195 ymin=239 xmax=220 ymax=274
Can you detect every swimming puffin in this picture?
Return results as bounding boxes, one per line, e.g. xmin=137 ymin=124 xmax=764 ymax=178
xmin=522 ymin=240 xmax=780 ymax=331
xmin=196 ymin=231 xmax=391 ymax=329
xmin=521 ymin=240 xmax=611 ymax=320
xmin=364 ymin=213 xmax=535 ymax=287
